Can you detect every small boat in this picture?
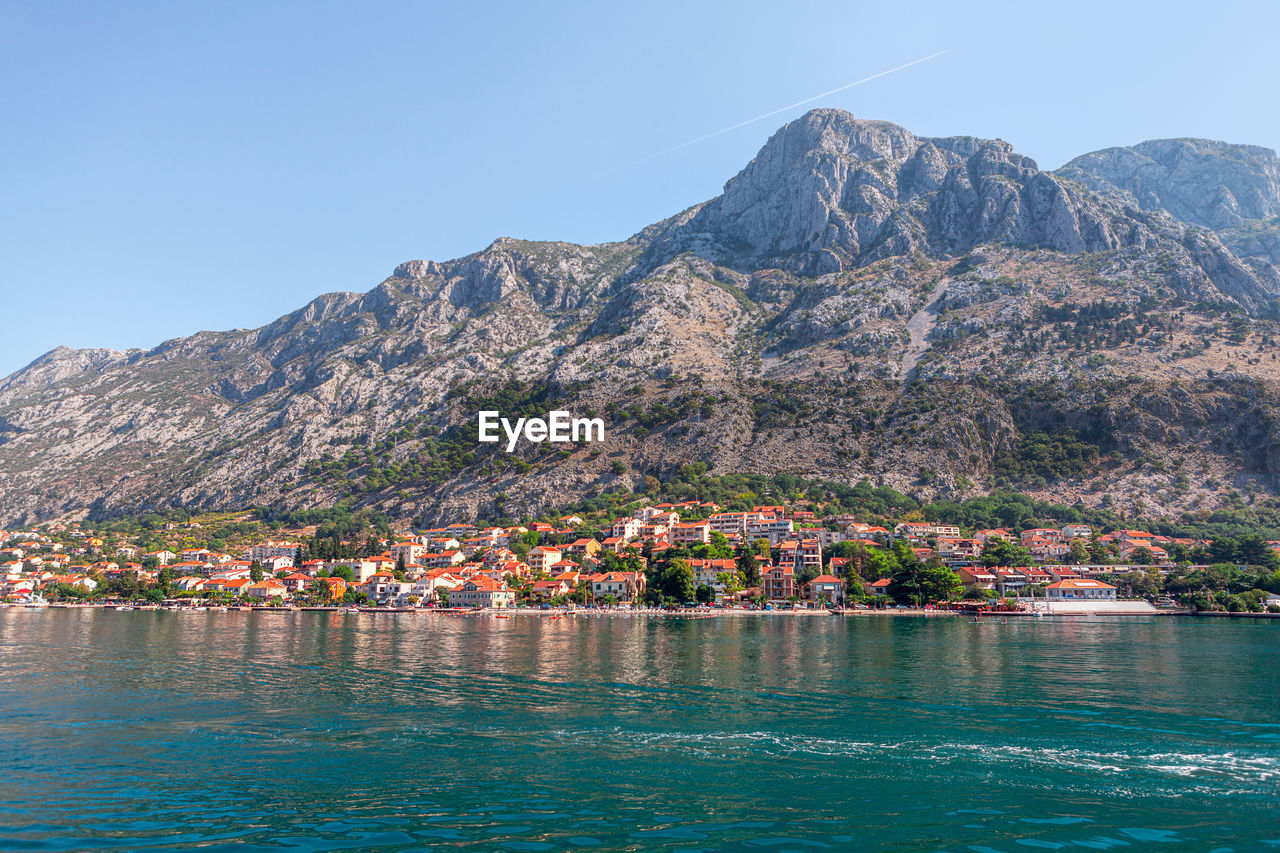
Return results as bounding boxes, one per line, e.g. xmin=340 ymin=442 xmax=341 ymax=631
xmin=117 ymin=605 xmax=134 ymax=611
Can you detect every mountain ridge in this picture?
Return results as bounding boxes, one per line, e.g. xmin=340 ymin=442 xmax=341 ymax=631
xmin=5 ymin=109 xmax=1280 ymax=527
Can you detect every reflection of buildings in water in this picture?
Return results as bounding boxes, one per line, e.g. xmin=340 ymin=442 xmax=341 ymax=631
xmin=522 ymin=618 xmax=582 ymax=686
xmin=605 ymin=619 xmax=664 ymax=688
xmin=3 ymin=612 xmax=1223 ymax=733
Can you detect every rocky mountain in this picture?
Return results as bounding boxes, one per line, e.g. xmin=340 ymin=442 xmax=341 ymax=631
xmin=4 ymin=109 xmax=1280 ymax=526
xmin=1058 ymin=138 xmax=1280 ymax=229
xmin=1059 ymin=137 xmax=1280 ymax=266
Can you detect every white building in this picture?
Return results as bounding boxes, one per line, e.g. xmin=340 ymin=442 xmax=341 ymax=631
xmin=745 ymin=517 xmax=794 ymax=546
xmin=247 ymin=541 xmax=302 ymax=563
xmin=1045 ymin=579 xmax=1117 ymax=600
xmin=670 ymin=522 xmax=711 ymax=545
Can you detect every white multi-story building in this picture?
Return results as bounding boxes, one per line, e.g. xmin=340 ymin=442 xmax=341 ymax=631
xmin=745 ymin=517 xmax=794 ymax=545
xmin=610 ymin=517 xmax=643 ymax=540
xmin=247 ymin=541 xmax=302 ymax=564
xmin=389 ymin=541 xmax=427 ymax=565
xmin=688 ymin=558 xmax=737 ymax=594
xmin=670 ymin=522 xmax=711 ymax=545
xmin=707 ymin=512 xmax=766 ymax=536
xmin=449 ymin=576 xmax=514 ymax=609
xmin=777 ymin=538 xmax=823 ymax=573
xmin=527 ymin=546 xmax=563 ymax=574
xmin=798 ymin=527 xmax=847 ymax=548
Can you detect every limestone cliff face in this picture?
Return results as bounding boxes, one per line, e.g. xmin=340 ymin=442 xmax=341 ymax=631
xmin=4 ymin=109 xmax=1280 ymax=525
xmin=689 ymin=110 xmax=1122 ymax=262
xmin=1058 ymin=138 xmax=1280 ymax=232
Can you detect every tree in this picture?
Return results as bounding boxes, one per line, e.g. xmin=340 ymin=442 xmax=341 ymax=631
xmin=1235 ymin=534 xmax=1280 ymax=570
xmin=796 ymin=564 xmax=819 ymax=587
xmin=249 ymin=560 xmax=264 ymax=582
xmin=886 ymin=546 xmax=926 ymax=605
xmin=736 ymin=546 xmax=761 ymax=587
xmin=45 ymin=582 xmax=77 ymax=602
xmin=980 ymin=539 xmax=1031 ymax=568
xmin=1128 ymin=547 xmax=1153 ymax=566
xmin=695 ymin=584 xmax=713 ymax=604
xmin=705 ymin=531 xmax=733 ymax=559
xmin=918 ymin=566 xmax=963 ymax=603
xmin=716 ymin=571 xmax=743 ymax=595
xmin=115 ymin=570 xmax=140 ymax=600
xmin=864 ymin=548 xmax=901 ymax=583
xmin=331 ymin=564 xmax=355 ymax=582
xmin=831 ymin=542 xmax=874 ymax=581
xmin=1067 ymin=539 xmax=1090 ymax=565
xmin=1130 ymin=567 xmax=1162 ymax=599
xmin=661 ymin=559 xmax=696 ymax=603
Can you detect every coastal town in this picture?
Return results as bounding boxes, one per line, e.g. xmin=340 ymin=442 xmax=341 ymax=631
xmin=4 ymin=498 xmax=1280 ymax=615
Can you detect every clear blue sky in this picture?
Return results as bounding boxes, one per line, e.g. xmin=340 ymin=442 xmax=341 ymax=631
xmin=2 ymin=0 xmax=1277 ymax=377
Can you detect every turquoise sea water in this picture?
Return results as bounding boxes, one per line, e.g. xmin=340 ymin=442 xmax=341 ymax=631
xmin=0 ymin=610 xmax=1277 ymax=852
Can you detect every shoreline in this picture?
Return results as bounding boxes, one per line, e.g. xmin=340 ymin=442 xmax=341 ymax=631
xmin=0 ymin=602 xmax=1240 ymax=618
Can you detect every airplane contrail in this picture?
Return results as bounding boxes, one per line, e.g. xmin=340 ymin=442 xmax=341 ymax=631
xmin=628 ymin=49 xmax=951 ymax=167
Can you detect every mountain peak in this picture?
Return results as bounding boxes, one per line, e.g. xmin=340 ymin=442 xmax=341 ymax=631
xmin=750 ymin=109 xmax=923 ymax=166
xmin=644 ymin=111 xmax=1121 ymax=274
